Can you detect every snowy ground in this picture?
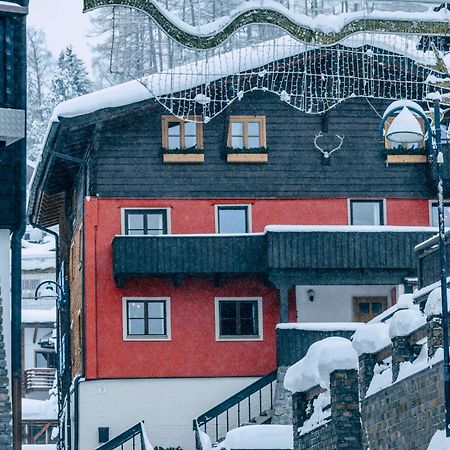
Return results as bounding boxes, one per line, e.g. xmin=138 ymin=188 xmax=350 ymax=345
xmin=428 ymin=430 xmax=450 ymax=449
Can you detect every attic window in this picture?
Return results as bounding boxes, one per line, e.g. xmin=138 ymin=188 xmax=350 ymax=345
xmin=228 ymin=116 xmax=266 ymax=149
xmin=162 ymin=115 xmax=203 ymax=150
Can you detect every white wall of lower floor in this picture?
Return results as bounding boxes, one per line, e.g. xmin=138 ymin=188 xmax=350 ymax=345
xmin=0 ymin=230 xmax=11 ymax=380
xmin=74 ymin=376 xmax=260 ymax=450
xmin=295 ymin=284 xmax=400 ymax=322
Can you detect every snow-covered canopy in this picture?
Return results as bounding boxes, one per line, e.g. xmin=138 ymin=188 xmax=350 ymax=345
xmin=22 ymin=397 xmax=57 ymax=421
xmin=284 ymin=337 xmax=358 ymax=393
xmin=22 ymin=307 xmax=56 ymax=324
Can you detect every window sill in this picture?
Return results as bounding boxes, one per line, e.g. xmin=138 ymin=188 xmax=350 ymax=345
xmin=163 ymin=153 xmax=204 ymax=163
xmin=216 ymin=335 xmax=263 ymax=342
xmin=123 ymin=335 xmax=171 ymax=341
xmin=227 ymin=153 xmax=268 ymax=163
xmin=386 ymin=154 xmax=427 ymax=164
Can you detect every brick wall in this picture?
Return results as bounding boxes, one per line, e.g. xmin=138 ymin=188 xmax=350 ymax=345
xmin=362 ymin=361 xmax=445 ymax=450
xmin=0 ymin=287 xmax=12 ymax=449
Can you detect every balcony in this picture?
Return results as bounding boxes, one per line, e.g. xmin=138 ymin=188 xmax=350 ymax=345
xmin=24 ymin=368 xmax=56 ymax=391
xmin=112 ymin=227 xmax=435 ymax=287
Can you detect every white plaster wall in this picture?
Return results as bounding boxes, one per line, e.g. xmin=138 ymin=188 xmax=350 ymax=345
xmin=77 ymin=377 xmax=260 ymax=450
xmin=0 ymin=230 xmax=11 ymax=380
xmin=295 ymin=284 xmax=399 ymax=322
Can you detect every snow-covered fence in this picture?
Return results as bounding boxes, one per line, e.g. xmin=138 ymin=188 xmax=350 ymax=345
xmin=284 ymin=337 xmax=362 ymax=450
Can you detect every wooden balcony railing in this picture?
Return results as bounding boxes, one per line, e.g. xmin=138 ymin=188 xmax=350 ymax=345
xmin=25 ymin=368 xmax=56 ymax=391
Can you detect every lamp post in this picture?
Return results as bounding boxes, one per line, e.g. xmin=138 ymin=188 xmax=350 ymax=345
xmin=381 ymin=99 xmax=450 ymax=437
xmin=34 ymin=280 xmax=71 ymax=450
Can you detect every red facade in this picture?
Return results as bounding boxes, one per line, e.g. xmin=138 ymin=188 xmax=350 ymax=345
xmin=83 ymin=197 xmax=430 ymax=380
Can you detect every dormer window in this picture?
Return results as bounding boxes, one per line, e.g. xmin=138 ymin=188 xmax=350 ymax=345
xmin=228 ymin=116 xmax=266 ymax=149
xmin=162 ymin=115 xmax=203 ymax=150
xmin=226 ymin=116 xmax=268 ymax=163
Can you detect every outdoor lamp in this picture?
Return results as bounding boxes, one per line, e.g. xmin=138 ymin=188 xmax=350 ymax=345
xmin=386 ymin=106 xmax=425 ymax=144
xmin=385 ymin=106 xmax=424 ymax=144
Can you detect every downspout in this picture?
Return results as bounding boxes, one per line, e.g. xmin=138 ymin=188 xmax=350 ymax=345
xmin=10 ymin=3 xmax=28 ymax=449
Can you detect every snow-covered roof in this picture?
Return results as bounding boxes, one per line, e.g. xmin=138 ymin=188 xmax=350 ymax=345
xmin=22 ymin=239 xmax=55 ymax=271
xmin=22 ymin=307 xmax=56 ymax=324
xmin=49 ymin=32 xmax=437 ymax=124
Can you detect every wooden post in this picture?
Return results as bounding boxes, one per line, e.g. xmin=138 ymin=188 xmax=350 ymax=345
xmin=279 ymin=285 xmax=289 ymax=323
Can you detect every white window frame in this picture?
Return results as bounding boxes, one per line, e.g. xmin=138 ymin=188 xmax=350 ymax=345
xmin=214 ymin=297 xmax=263 ymax=341
xmin=122 ymin=297 xmax=171 ymax=341
xmin=214 ymin=204 xmax=252 ymax=234
xmin=429 ymin=199 xmax=450 ymax=227
xmin=120 ymin=207 xmax=172 ymax=235
xmin=347 ymin=199 xmax=386 ymax=226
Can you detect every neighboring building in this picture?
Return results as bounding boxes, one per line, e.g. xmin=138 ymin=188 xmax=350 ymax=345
xmin=21 ymin=231 xmax=58 ymax=445
xmin=28 ymin=40 xmax=445 ymax=449
xmin=0 ymin=1 xmax=28 ymax=448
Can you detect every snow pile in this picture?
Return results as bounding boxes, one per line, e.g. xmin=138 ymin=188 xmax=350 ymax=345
xmin=199 ymin=430 xmax=212 ymax=450
xmin=352 ymin=323 xmax=391 ymax=356
xmin=218 ymin=425 xmax=293 ymax=450
xmin=284 ymin=337 xmax=358 ymax=393
xmin=23 ymin=446 xmax=56 ymax=450
xmin=425 ymin=287 xmax=450 ymax=316
xmin=428 ymin=430 xmax=450 ymax=449
xmin=298 ymin=391 xmax=331 ymax=436
xmin=396 ymin=293 xmax=414 ymax=309
xmin=277 ymin=322 xmax=364 ymax=331
xmin=22 ymin=398 xmax=57 ymax=420
xmin=388 ymin=309 xmax=426 ymax=339
xmin=366 ymin=359 xmax=392 ymax=397
xmin=22 ymin=307 xmax=56 ymax=324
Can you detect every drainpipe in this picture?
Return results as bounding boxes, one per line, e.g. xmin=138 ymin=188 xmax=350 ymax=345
xmin=10 ymin=3 xmax=28 ymax=448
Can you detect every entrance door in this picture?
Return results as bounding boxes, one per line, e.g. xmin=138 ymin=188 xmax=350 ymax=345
xmin=353 ymin=296 xmax=387 ymax=322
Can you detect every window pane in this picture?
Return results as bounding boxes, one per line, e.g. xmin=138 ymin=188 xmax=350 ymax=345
xmin=359 ymin=303 xmax=370 ymax=314
xmin=148 ymin=318 xmax=165 ymax=335
xmin=168 ymin=122 xmax=181 ymax=136
xmin=231 ymin=135 xmax=244 ymax=149
xmin=127 ymin=213 xmax=144 ymax=232
xmin=185 ymin=122 xmax=196 ymax=136
xmin=231 ymin=122 xmax=243 ymax=136
xmin=128 ymin=319 xmax=145 ymax=335
xmin=247 ymin=122 xmax=260 ymax=136
xmin=127 ymin=229 xmax=145 ymax=235
xmin=247 ymin=136 xmax=261 ymax=149
xmin=239 ymin=301 xmax=257 ymax=319
xmin=220 ymin=301 xmax=237 ymax=319
xmin=184 ymin=135 xmax=197 ymax=148
xmin=220 ymin=318 xmax=238 ymax=335
xmin=351 ymin=202 xmax=382 ymax=225
xmin=128 ymin=302 xmax=145 ymax=318
xmin=147 ymin=213 xmax=163 ymax=232
xmin=371 ymin=302 xmax=383 ymax=315
xmin=148 ymin=302 xmax=164 ymax=318
xmin=431 ymin=204 xmax=450 ymax=227
xmin=168 ymin=136 xmax=181 ymax=149
xmin=218 ymin=207 xmax=248 ymax=233
xmin=240 ymin=318 xmax=257 ymax=335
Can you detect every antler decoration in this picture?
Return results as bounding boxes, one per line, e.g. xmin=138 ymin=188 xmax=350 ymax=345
xmin=313 ymin=131 xmax=345 ymax=159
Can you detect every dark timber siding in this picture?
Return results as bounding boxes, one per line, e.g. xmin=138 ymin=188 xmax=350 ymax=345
xmin=113 ymin=230 xmax=434 ymax=286
xmin=0 ymin=14 xmax=24 ymax=229
xmin=92 ymin=93 xmax=435 ymax=199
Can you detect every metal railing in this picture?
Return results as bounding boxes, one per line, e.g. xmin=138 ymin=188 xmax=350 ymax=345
xmin=24 ymin=368 xmax=56 ymax=391
xmin=95 ymin=422 xmax=149 ymax=450
xmin=193 ymin=370 xmax=277 ymax=445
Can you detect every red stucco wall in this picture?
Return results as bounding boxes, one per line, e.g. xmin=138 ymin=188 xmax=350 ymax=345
xmin=83 ymin=197 xmax=432 ymax=380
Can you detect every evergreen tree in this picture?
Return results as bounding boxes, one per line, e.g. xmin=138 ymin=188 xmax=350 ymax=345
xmin=50 ymin=46 xmax=92 ymax=105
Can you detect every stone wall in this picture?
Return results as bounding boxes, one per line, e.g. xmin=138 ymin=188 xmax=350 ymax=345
xmin=293 ymin=369 xmax=362 ymax=450
xmin=0 ymin=286 xmax=12 ymax=449
xmin=362 ymin=361 xmax=444 ymax=450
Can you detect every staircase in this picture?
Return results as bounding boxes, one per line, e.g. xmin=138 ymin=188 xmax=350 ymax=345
xmin=95 ymin=421 xmax=150 ymax=450
xmin=193 ymin=370 xmax=290 ymax=449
